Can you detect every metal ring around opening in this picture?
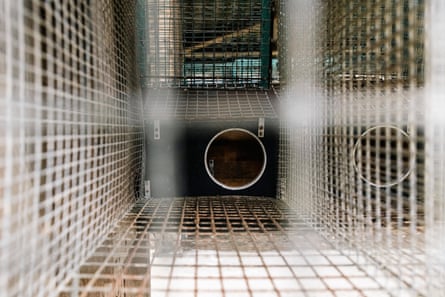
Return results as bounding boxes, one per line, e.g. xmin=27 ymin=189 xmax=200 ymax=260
xmin=204 ymin=128 xmax=267 ymax=190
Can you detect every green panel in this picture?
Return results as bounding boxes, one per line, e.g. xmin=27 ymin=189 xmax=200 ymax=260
xmin=260 ymin=0 xmax=272 ymax=89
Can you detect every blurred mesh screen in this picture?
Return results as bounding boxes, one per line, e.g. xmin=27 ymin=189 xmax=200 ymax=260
xmin=0 ymin=1 xmax=143 ymax=296
xmin=277 ymin=0 xmax=444 ymax=295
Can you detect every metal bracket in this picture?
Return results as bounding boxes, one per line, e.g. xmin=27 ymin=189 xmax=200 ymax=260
xmin=258 ymin=117 xmax=265 ymax=138
xmin=154 ymin=120 xmax=160 ymax=140
xmin=145 ymin=180 xmax=151 ymax=198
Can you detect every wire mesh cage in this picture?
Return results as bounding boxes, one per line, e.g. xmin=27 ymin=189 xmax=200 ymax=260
xmin=140 ymin=0 xmax=272 ymax=89
xmin=2 ymin=0 xmax=445 ymax=297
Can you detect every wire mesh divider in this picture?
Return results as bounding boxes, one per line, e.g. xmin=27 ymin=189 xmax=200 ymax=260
xmin=143 ymin=89 xmax=277 ymax=121
xmin=0 ymin=1 xmax=144 ymax=297
xmin=277 ymin=0 xmax=432 ymax=295
xmin=140 ymin=0 xmax=271 ymax=89
xmin=425 ymin=0 xmax=445 ymax=294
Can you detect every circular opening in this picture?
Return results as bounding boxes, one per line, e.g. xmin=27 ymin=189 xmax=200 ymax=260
xmin=353 ymin=125 xmax=413 ymax=187
xmin=204 ymin=128 xmax=267 ymax=190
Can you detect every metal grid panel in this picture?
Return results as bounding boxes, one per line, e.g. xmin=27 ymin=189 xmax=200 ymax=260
xmin=425 ymin=0 xmax=445 ymax=293
xmin=59 ymin=197 xmax=417 ymax=297
xmin=144 ymin=89 xmax=277 ymax=120
xmin=278 ymin=0 xmax=431 ymax=295
xmin=58 ymin=200 xmax=151 ymax=297
xmin=141 ymin=0 xmax=271 ymax=89
xmin=0 ymin=1 xmax=143 ymax=297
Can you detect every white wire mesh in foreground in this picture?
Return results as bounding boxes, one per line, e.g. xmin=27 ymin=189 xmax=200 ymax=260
xmin=277 ymin=0 xmax=443 ymax=296
xmin=0 ymin=1 xmax=143 ymax=297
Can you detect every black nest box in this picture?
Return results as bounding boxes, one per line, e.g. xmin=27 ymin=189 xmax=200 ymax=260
xmin=144 ymin=89 xmax=279 ymax=198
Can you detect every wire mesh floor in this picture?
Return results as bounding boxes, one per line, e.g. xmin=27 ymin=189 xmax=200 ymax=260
xmin=58 ymin=197 xmax=419 ymax=297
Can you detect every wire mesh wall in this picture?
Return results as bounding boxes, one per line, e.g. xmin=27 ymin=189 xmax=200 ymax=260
xmin=425 ymin=1 xmax=445 ymax=293
xmin=277 ymin=0 xmax=444 ymax=296
xmin=140 ymin=0 xmax=271 ymax=89
xmin=0 ymin=1 xmax=143 ymax=297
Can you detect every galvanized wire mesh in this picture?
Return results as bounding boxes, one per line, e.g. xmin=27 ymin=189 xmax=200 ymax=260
xmin=3 ymin=1 xmax=445 ymax=296
xmin=144 ymin=89 xmax=277 ymax=120
xmin=140 ymin=0 xmax=271 ymax=89
xmin=0 ymin=1 xmax=143 ymax=297
xmin=277 ymin=0 xmax=438 ymax=296
xmin=59 ymin=196 xmax=418 ymax=297
xmin=425 ymin=1 xmax=445 ymax=294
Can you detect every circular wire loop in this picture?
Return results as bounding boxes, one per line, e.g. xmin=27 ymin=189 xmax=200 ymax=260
xmin=352 ymin=125 xmax=413 ymax=188
xmin=204 ymin=128 xmax=267 ymax=190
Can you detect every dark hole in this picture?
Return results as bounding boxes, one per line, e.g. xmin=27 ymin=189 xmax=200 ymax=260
xmin=206 ymin=129 xmax=265 ymax=189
